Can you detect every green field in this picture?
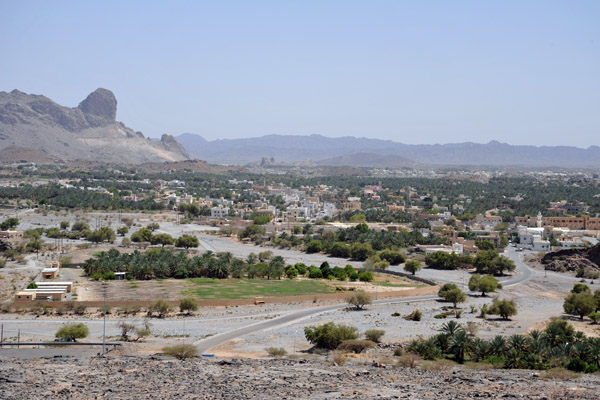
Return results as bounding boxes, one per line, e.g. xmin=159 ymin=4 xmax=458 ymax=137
xmin=183 ymin=278 xmax=334 ymax=299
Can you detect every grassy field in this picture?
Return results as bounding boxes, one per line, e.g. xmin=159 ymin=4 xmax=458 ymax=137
xmin=183 ymin=278 xmax=334 ymax=299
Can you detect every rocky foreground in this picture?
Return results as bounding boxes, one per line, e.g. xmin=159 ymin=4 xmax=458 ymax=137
xmin=1 ymin=356 xmax=600 ymax=399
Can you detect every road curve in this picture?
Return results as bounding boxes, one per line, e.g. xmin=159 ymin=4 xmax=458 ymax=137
xmin=195 ymin=295 xmax=436 ymax=354
xmin=196 ymin=247 xmax=538 ymax=354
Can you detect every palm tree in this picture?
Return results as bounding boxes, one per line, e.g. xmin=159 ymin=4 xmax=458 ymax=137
xmin=488 ymin=335 xmax=507 ymax=357
xmin=448 ymin=330 xmax=473 ymax=364
xmin=472 ymin=338 xmax=489 ymax=362
xmin=440 ymin=320 xmax=463 ymax=336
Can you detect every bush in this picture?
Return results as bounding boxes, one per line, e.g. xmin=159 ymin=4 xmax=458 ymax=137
xmin=404 ymin=309 xmax=422 ymax=321
xmin=265 ymin=347 xmax=288 ymax=357
xmin=55 ymin=323 xmax=89 ymax=342
xmin=306 ymin=240 xmax=324 ymax=254
xmin=358 ymin=271 xmax=374 ymax=282
xmin=162 ymin=344 xmax=197 ymax=360
xmin=404 ymin=259 xmax=422 ymax=275
xmin=179 ymin=297 xmax=199 ymax=314
xmin=438 ymin=284 xmax=466 ymax=308
xmin=26 ymin=282 xmax=37 ymax=289
xmin=337 ymin=339 xmax=376 ymax=353
xmin=308 ymin=267 xmax=323 ymax=279
xmin=488 ymin=297 xmax=517 ymax=320
xmin=346 ymin=291 xmax=372 ymax=310
xmin=149 ymin=298 xmax=171 ymax=318
xmin=304 ymin=322 xmax=359 ymax=350
xmin=364 ymin=329 xmax=385 ymax=343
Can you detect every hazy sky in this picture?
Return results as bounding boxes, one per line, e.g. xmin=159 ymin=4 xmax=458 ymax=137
xmin=1 ymin=1 xmax=599 ymax=147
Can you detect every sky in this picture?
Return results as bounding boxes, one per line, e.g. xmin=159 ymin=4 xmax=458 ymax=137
xmin=1 ymin=1 xmax=599 ymax=147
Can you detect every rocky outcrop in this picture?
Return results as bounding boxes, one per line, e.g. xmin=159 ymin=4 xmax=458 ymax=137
xmin=541 ymin=244 xmax=600 ymax=274
xmin=0 ymin=89 xmax=189 ymax=164
xmin=160 ymin=134 xmax=190 ymax=159
xmin=2 ymin=356 xmax=599 ymax=399
xmin=77 ymin=88 xmax=117 ymax=125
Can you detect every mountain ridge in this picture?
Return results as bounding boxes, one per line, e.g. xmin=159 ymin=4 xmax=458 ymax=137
xmin=176 ymin=133 xmax=600 ymax=168
xmin=0 ymin=89 xmax=189 ymax=164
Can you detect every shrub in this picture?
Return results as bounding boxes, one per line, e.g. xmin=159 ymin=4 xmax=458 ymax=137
xmin=346 ymin=291 xmax=372 ymax=310
xmin=541 ymin=368 xmax=580 ymax=380
xmin=488 ymin=297 xmax=517 ymax=320
xmin=349 ymin=272 xmax=359 ymax=281
xmin=358 ymin=271 xmax=374 ymax=282
xmin=118 ymin=321 xmax=137 ymax=341
xmin=588 ymin=312 xmax=600 ymax=324
xmin=332 ymin=351 xmax=347 ymax=365
xmin=285 ymin=266 xmax=299 ymax=279
xmin=404 ymin=309 xmax=422 ymax=321
xmin=26 ymin=282 xmax=37 ymax=289
xmin=364 ymin=329 xmax=385 ymax=343
xmin=438 ymin=284 xmax=466 ymax=308
xmin=179 ymin=297 xmax=199 ymax=314
xmin=306 ymin=240 xmax=324 ymax=254
xmin=266 ymin=347 xmax=288 ymax=357
xmin=55 ymin=323 xmax=89 ymax=342
xmin=149 ymin=298 xmax=171 ymax=318
xmin=404 ymin=259 xmax=422 ymax=275
xmin=396 ymin=354 xmax=421 ymax=368
xmin=337 ymin=339 xmax=376 ymax=353
xmin=162 ymin=344 xmax=197 ymax=360
xmin=308 ymin=267 xmax=323 ymax=279
xmin=564 ymin=291 xmax=596 ymax=320
xmin=304 ymin=322 xmax=359 ymax=350
xmin=73 ymin=303 xmax=87 ymax=315
xmin=136 ymin=319 xmax=152 ymax=340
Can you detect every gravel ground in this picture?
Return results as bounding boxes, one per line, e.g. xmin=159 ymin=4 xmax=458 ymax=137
xmin=1 ymin=355 xmax=599 ymax=399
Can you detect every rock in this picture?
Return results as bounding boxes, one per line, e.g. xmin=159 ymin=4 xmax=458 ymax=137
xmin=77 ymin=88 xmax=117 ymax=123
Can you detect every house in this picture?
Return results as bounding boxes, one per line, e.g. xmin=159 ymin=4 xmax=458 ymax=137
xmin=41 ymin=267 xmax=60 ymax=279
xmin=210 ymin=205 xmax=229 ymax=219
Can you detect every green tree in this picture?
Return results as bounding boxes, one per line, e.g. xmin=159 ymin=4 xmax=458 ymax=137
xmin=378 ymin=249 xmax=406 ymax=265
xmin=306 ymin=240 xmax=323 ymax=254
xmin=71 ymin=221 xmax=90 ymax=232
xmin=488 ymin=297 xmax=518 ymax=320
xmin=346 ymin=291 xmax=372 ymax=310
xmin=0 ymin=217 xmax=19 ymax=231
xmin=475 ymin=239 xmax=496 ymax=251
xmin=448 ymin=330 xmax=474 ymax=364
xmin=151 ymin=233 xmax=175 ymax=247
xmin=350 ymin=242 xmax=374 ymax=261
xmin=438 ymin=283 xmax=466 ymax=308
xmin=60 ymin=221 xmax=70 ymax=230
xmin=147 ymin=222 xmax=160 ymax=231
xmin=131 ymin=228 xmax=153 ymax=243
xmin=55 ymin=323 xmax=89 ymax=342
xmin=179 ymin=297 xmax=199 ymax=315
xmin=304 ymin=322 xmax=359 ymax=350
xmin=175 ymin=234 xmax=199 ymax=249
xmin=117 ymin=226 xmax=129 ymax=236
xmin=564 ymin=291 xmax=596 ymax=320
xmin=404 ymin=259 xmax=422 ymax=275
xmin=468 ymin=274 xmax=501 ymax=296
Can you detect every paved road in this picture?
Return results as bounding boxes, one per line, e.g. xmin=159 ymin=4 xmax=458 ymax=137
xmin=195 ymin=246 xmax=539 ymax=354
xmin=500 ymin=246 xmax=535 ymax=287
xmin=195 ymin=295 xmax=437 ymax=354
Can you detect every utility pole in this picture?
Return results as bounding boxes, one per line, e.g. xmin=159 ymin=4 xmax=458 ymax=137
xmin=102 ymin=281 xmax=107 ymax=356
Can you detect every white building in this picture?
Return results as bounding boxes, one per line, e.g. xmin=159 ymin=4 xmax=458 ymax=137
xmin=210 ymin=205 xmax=229 ymax=219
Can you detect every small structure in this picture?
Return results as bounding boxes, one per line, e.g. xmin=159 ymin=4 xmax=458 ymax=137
xmin=24 ymin=288 xmax=67 ymax=301
xmin=254 ymin=296 xmax=265 ymax=305
xmin=41 ymin=267 xmax=59 ymax=279
xmin=15 ymin=291 xmax=36 ymax=301
xmin=0 ymin=230 xmax=23 ymax=239
xmin=35 ymin=281 xmax=72 ymax=293
xmin=114 ymin=272 xmax=130 ymax=280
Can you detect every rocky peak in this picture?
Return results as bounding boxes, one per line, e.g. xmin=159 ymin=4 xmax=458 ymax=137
xmin=161 ymin=134 xmax=190 ymax=159
xmin=77 ymin=88 xmax=117 ymax=123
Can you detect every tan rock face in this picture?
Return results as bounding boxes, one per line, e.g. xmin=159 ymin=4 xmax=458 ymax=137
xmin=0 ymin=88 xmax=189 ymax=164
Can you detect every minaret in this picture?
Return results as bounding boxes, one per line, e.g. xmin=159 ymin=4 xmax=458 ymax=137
xmin=537 ymin=211 xmax=542 ymax=228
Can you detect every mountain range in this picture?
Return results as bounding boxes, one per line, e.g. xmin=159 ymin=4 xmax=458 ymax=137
xmin=176 ymin=133 xmax=600 ymax=168
xmin=0 ymin=89 xmax=189 ymax=164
